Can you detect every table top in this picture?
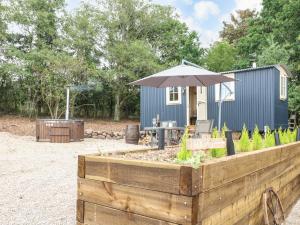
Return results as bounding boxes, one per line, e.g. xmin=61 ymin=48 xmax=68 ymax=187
xmin=144 ymin=126 xmax=185 ymax=131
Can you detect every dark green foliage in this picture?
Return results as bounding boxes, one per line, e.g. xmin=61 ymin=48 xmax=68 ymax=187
xmin=0 ymin=0 xmax=204 ymax=119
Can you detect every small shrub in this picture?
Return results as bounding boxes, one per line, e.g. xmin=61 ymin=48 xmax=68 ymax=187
xmin=264 ymin=126 xmax=275 ymax=148
xmin=184 ymin=151 xmax=208 ymax=168
xmin=288 ymin=129 xmax=297 ymax=143
xmin=292 ymin=128 xmax=298 ymax=142
xmin=252 ymin=125 xmax=263 ymax=150
xmin=221 ymin=123 xmax=229 ymax=138
xmin=210 ymin=148 xmax=227 ymax=158
xmin=212 ymin=127 xmax=219 ymax=138
xmin=176 ymin=128 xmax=192 ymax=161
xmin=239 ymin=124 xmax=251 ymax=152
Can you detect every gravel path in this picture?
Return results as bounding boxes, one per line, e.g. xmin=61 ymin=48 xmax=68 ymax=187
xmin=0 ymin=132 xmax=299 ymax=225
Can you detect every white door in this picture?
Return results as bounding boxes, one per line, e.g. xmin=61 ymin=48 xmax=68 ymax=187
xmin=197 ymin=86 xmax=207 ymax=120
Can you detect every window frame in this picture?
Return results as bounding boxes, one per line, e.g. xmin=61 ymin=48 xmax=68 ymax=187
xmin=280 ymin=74 xmax=287 ymax=100
xmin=215 ymin=73 xmax=235 ymax=102
xmin=166 ymin=86 xmax=182 ymax=105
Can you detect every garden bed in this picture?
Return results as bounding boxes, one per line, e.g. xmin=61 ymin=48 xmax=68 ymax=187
xmin=77 ymin=141 xmax=300 ymax=225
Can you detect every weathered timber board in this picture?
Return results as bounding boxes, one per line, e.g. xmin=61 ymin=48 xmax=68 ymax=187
xmin=201 ymin=142 xmax=300 ymax=191
xmin=77 ymin=178 xmax=194 ymax=224
xmin=198 ymin=150 xmax=300 ymax=220
xmin=83 ymin=202 xmax=180 ymax=225
xmin=198 ymin=166 xmax=300 ymax=225
xmin=84 ymin=156 xmax=201 ymax=195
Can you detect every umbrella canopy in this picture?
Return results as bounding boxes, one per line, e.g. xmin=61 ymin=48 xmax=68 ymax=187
xmin=130 ymin=64 xmax=235 ymax=87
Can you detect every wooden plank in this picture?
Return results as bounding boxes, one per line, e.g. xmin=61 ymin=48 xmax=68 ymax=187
xmin=84 ymin=202 xmax=180 ymax=225
xmin=198 ymin=152 xmax=300 ymax=220
xmin=180 ymin=166 xmax=193 ymax=196
xmin=201 ymin=145 xmax=284 ymax=191
xmin=199 ymin=165 xmax=300 ymax=225
xmin=78 ymin=178 xmax=193 ymax=224
xmin=84 ymin=156 xmax=183 ymax=194
xmin=78 ymin=156 xmax=85 ymax=178
xmin=187 ymin=138 xmax=226 ymax=150
xmin=77 ymin=200 xmax=84 ymax=223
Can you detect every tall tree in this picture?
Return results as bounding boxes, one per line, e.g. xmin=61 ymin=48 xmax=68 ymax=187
xmin=220 ymin=9 xmax=257 ymax=45
xmin=6 ymin=0 xmax=90 ymax=118
xmin=204 ymin=41 xmax=237 ymax=72
xmin=96 ymin=0 xmax=204 ymax=120
xmin=257 ymin=36 xmax=290 ymax=66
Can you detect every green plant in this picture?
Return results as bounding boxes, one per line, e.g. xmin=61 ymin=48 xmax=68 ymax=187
xmin=221 ymin=123 xmax=229 ymax=138
xmin=292 ymin=128 xmax=298 ymax=142
xmin=264 ymin=126 xmax=276 ymax=148
xmin=210 ymin=148 xmax=227 ymax=158
xmin=180 ymin=151 xmax=208 ymax=169
xmin=176 ymin=128 xmax=192 ymax=161
xmin=287 ymin=129 xmax=297 ymax=143
xmin=239 ymin=124 xmax=251 ymax=152
xmin=212 ymin=127 xmax=219 ymax=138
xmin=252 ymin=125 xmax=263 ymax=150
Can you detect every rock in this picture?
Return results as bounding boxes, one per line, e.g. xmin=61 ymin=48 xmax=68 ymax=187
xmin=85 ymin=129 xmax=93 ymax=135
xmin=99 ymin=135 xmax=106 ymax=139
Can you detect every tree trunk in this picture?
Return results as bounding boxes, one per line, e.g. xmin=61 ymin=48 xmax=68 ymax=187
xmin=114 ymin=93 xmax=121 ymax=121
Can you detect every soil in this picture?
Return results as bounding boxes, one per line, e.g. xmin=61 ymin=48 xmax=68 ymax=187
xmin=0 ymin=115 xmax=139 ymax=136
xmin=113 ymin=147 xmax=180 ymax=163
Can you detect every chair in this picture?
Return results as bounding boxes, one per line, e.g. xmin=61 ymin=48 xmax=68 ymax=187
xmin=194 ymin=119 xmax=214 ymax=138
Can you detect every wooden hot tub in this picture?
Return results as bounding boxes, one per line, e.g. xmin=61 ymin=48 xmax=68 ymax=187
xmin=36 ymin=119 xmax=84 ymax=143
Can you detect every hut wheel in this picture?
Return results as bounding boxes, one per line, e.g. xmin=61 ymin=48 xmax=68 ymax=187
xmin=262 ymin=187 xmax=285 ymax=225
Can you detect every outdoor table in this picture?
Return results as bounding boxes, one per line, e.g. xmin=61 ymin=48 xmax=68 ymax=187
xmin=144 ymin=126 xmax=185 ymax=147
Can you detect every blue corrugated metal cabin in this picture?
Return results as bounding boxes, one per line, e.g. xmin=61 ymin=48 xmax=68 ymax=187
xmin=140 ymin=65 xmax=291 ymax=131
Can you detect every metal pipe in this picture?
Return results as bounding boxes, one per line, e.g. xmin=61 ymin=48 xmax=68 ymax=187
xmin=181 ymin=59 xmax=203 ymax=69
xmin=65 ymin=86 xmax=70 ymax=120
xmin=218 ymin=82 xmax=222 ymax=132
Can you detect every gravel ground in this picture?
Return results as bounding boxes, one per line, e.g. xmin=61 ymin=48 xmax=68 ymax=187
xmin=0 ymin=131 xmax=299 ymax=225
xmin=0 ymin=132 xmax=148 ymax=225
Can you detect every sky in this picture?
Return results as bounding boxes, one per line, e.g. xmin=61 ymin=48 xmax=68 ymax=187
xmin=66 ymin=0 xmax=262 ymax=47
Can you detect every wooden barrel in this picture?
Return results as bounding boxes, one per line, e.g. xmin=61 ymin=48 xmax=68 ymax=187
xmin=125 ymin=125 xmax=140 ymax=145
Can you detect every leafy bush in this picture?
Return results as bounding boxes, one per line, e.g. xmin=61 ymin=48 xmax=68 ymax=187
xmin=176 ymin=128 xmax=192 ymax=161
xmin=239 ymin=124 xmax=251 ymax=152
xmin=264 ymin=126 xmax=275 ymax=148
xmin=252 ymin=125 xmax=263 ymax=150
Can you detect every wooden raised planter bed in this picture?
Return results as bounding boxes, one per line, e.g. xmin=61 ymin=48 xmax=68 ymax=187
xmin=36 ymin=119 xmax=84 ymax=143
xmin=77 ymin=142 xmax=300 ymax=225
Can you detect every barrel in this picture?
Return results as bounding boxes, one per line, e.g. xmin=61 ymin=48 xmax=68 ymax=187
xmin=125 ymin=125 xmax=140 ymax=145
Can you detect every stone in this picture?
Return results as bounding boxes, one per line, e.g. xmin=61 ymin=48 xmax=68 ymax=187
xmin=85 ymin=129 xmax=93 ymax=135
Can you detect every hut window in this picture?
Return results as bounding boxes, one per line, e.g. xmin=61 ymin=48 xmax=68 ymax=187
xmin=280 ymin=74 xmax=287 ymax=100
xmin=215 ymin=73 xmax=235 ymax=102
xmin=166 ymin=87 xmax=182 ymax=105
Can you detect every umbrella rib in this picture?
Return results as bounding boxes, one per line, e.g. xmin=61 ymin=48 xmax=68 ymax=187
xmin=194 ymin=75 xmax=207 ymax=86
xmin=158 ymin=76 xmax=172 ymax=88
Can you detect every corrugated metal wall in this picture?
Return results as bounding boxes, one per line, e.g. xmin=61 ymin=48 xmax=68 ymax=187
xmin=274 ymin=69 xmax=289 ymax=129
xmin=207 ymin=67 xmax=281 ymax=131
xmin=140 ymin=86 xmax=187 ymax=129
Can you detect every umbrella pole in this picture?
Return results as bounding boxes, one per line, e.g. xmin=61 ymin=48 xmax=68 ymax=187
xmin=218 ymin=83 xmax=222 ymax=133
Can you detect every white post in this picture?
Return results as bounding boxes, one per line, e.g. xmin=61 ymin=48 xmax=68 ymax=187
xmin=218 ymin=83 xmax=222 ymax=133
xmin=66 ymin=86 xmax=70 ymax=120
